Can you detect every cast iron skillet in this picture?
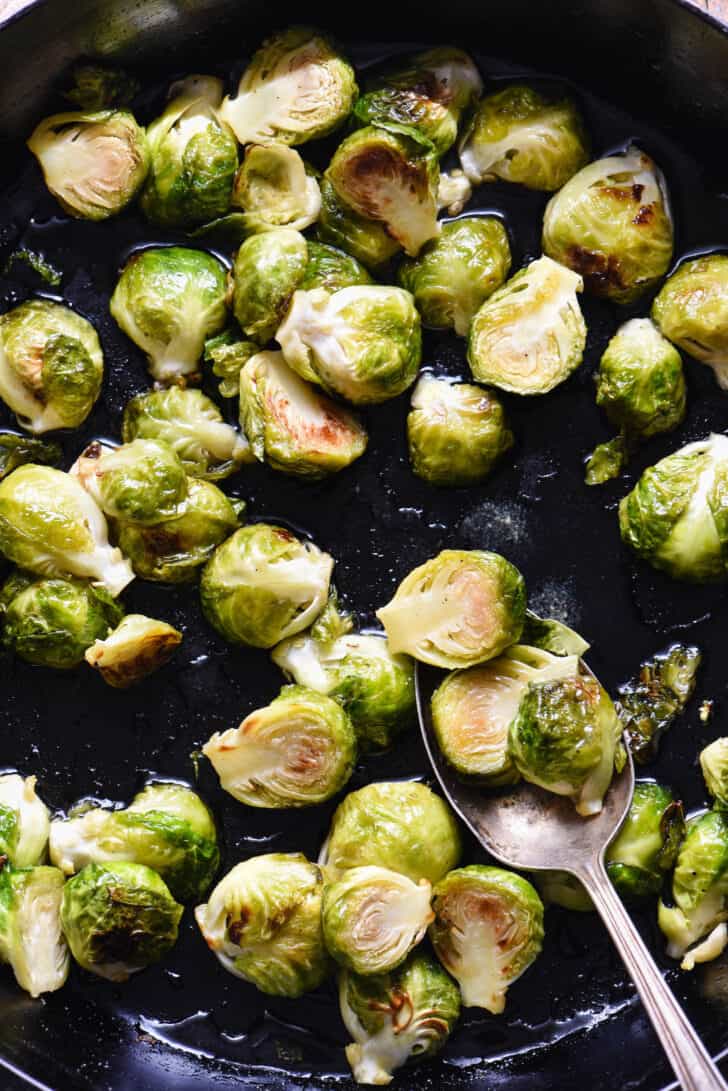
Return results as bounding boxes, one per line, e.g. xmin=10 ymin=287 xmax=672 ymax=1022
xmin=1 ymin=2 xmax=728 ymax=1089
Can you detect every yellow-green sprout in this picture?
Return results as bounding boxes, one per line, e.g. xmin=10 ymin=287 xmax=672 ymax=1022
xmin=141 ymin=75 xmax=238 ymax=227
xmin=200 ymin=523 xmax=332 ymax=647
xmin=194 ymin=852 xmax=330 ymax=996
xmin=376 ymin=549 xmax=525 ymax=669
xmin=0 ymin=433 xmax=61 ymax=479
xmin=407 ymin=376 xmax=513 ymax=487
xmin=231 ymin=228 xmax=308 ymax=343
xmin=701 ymin=738 xmax=728 ymax=810
xmin=73 ymin=439 xmax=189 ymax=525
xmin=0 ymin=299 xmax=104 ymax=433
xmin=110 ymin=246 xmax=228 ymax=385
xmin=652 ymin=254 xmax=728 ymax=388
xmin=467 ymin=255 xmax=586 ymax=394
xmin=231 ymin=143 xmax=321 ymax=233
xmin=542 ymin=146 xmax=673 ymax=303
xmin=317 ymin=177 xmax=401 ymax=270
xmin=616 ymin=643 xmax=701 ymax=763
xmin=459 ymin=84 xmax=589 ymax=191
xmin=0 ymin=774 xmax=50 ymax=867
xmin=429 ymin=865 xmax=544 ymax=1012
xmin=606 ymin=781 xmax=684 ymax=899
xmin=85 ymin=614 xmax=182 ymax=688
xmin=399 ymin=216 xmax=511 ymax=336
xmin=27 ymin=109 xmax=149 ymax=220
xmin=301 ymin=241 xmax=374 ymax=293
xmin=204 ymin=330 xmax=261 ymax=398
xmin=0 ymin=863 xmax=68 ymax=997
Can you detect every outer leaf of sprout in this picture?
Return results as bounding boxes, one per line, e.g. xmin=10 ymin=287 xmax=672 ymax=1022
xmin=520 ymin=610 xmax=590 ymax=657
xmin=615 ymin=643 xmax=701 ymax=763
xmin=231 ymin=143 xmax=321 ymax=233
xmin=85 ymin=614 xmax=182 ymax=688
xmin=0 ymin=433 xmax=61 ymax=478
xmin=0 ymin=774 xmax=50 ymax=867
xmin=0 ymin=863 xmax=68 ymax=996
xmin=231 ymin=228 xmax=308 ymax=343
xmin=585 ymin=435 xmax=627 ymax=486
xmin=63 ymin=63 xmax=140 ymax=111
xmin=652 ymin=254 xmax=728 ymax=388
xmin=203 ymin=330 xmax=261 ymax=400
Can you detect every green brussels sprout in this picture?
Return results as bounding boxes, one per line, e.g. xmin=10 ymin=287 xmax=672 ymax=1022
xmin=231 ymin=228 xmax=308 ymax=343
xmin=429 ymin=865 xmax=544 ymax=1012
xmin=84 ymin=613 xmax=182 ymax=688
xmin=50 ymin=782 xmax=218 ymax=904
xmin=326 ymin=127 xmax=440 ymax=257
xmin=406 ymin=376 xmax=513 ymax=487
xmin=467 ymin=255 xmax=586 ymax=394
xmin=0 ymin=299 xmax=104 ymax=433
xmin=239 ymin=350 xmax=367 ymax=478
xmin=658 ymin=810 xmax=728 ymax=970
xmin=437 ymin=169 xmax=472 ymax=215
xmin=619 ymin=433 xmax=728 ymax=582
xmin=376 ymin=549 xmax=526 ymax=669
xmin=606 ymin=781 xmax=685 ymax=899
xmin=73 ymin=439 xmax=188 ymax=525
xmin=200 ymin=523 xmax=332 ymax=647
xmin=301 ymin=241 xmax=373 ymax=293
xmin=340 ymin=950 xmax=460 ymax=1086
xmin=0 ymin=432 xmax=61 ymax=479
xmin=60 ymin=860 xmax=182 ymax=981
xmin=0 ymin=774 xmax=50 ymax=867
xmin=204 ymin=330 xmax=261 ymax=399
xmin=459 ymin=84 xmax=589 ymax=191
xmin=219 ymin=28 xmax=356 ymax=146
xmin=0 ymin=570 xmax=122 ymax=669
xmin=0 ymin=465 xmax=134 ymax=596
xmin=62 ymin=62 xmax=140 ymax=111
xmin=194 ymin=852 xmax=330 ymax=996
xmin=27 ymin=109 xmax=149 ymax=220
xmin=542 ymin=146 xmax=673 ymax=303
xmin=231 ymin=143 xmax=321 ymax=233
xmin=509 ymin=671 xmax=621 ymax=816
xmin=399 ymin=216 xmax=511 ymax=336
xmin=203 ymin=684 xmax=356 ymax=808
xmin=316 ymin=177 xmax=401 ymax=270
xmin=652 ymin=254 xmax=728 ymax=388
xmin=141 ymin=75 xmax=238 ymax=228
xmin=110 ymin=246 xmax=228 ymax=385
xmin=0 ymin=863 xmax=68 ymax=997
xmin=616 ymin=643 xmax=701 ymax=763
xmin=353 ymin=46 xmax=482 ymax=157
xmin=431 ymin=645 xmax=579 ymax=785
xmin=700 ymin=738 xmax=728 ymax=810
xmin=321 ymin=781 xmax=461 ymax=885
xmin=276 ymin=285 xmax=421 ymax=405
xmin=520 ymin=609 xmax=590 ymax=657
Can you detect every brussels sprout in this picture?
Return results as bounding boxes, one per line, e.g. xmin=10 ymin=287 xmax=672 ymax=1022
xmin=542 ymin=146 xmax=673 ymax=303
xmin=317 ymin=177 xmax=401 ymax=270
xmin=219 ymin=28 xmax=356 ymax=146
xmin=200 ymin=523 xmax=332 ymax=647
xmin=652 ymin=254 xmax=728 ymax=388
xmin=0 ymin=863 xmax=68 ymax=997
xmin=700 ymin=738 xmax=728 ymax=810
xmin=63 ymin=63 xmax=140 ymax=111
xmin=326 ymin=127 xmax=440 ymax=257
xmin=520 ymin=609 xmax=590 ymax=657
xmin=606 ymin=781 xmax=684 ymax=899
xmin=85 ymin=614 xmax=182 ymax=688
xmin=203 ymin=684 xmax=356 ymax=808
xmin=110 ymin=246 xmax=228 ymax=385
xmin=0 ymin=432 xmax=61 ymax=479
xmin=437 ymin=169 xmax=472 ymax=215
xmin=429 ymin=865 xmax=544 ymax=1012
xmin=509 ymin=671 xmax=620 ymax=816
xmin=276 ymin=285 xmax=421 ymax=405
xmin=340 ymin=950 xmax=460 ymax=1086
xmin=61 ymin=860 xmax=182 ymax=981
xmin=619 ymin=433 xmax=728 ymax=582
xmin=141 ymin=75 xmax=238 ymax=228
xmin=194 ymin=852 xmax=329 ymax=996
xmin=231 ymin=143 xmax=321 ymax=233
xmin=376 ymin=549 xmax=525 ymax=669
xmin=459 ymin=84 xmax=589 ymax=191
xmin=50 ymin=782 xmax=218 ymax=903
xmin=73 ymin=439 xmax=189 ymax=526
xmin=204 ymin=330 xmax=260 ymax=399
xmin=467 ymin=255 xmax=586 ymax=394
xmin=231 ymin=228 xmax=308 ymax=343
xmin=239 ymin=350 xmax=367 ymax=478
xmin=432 ymin=645 xmax=578 ymax=784
xmin=616 ymin=643 xmax=701 ymax=763
xmin=0 ymin=774 xmax=50 ymax=867
xmin=0 ymin=299 xmax=104 ymax=433
xmin=584 ymin=436 xmax=628 ymax=487
xmin=320 ymin=781 xmax=461 ymax=885
xmin=0 ymin=465 xmax=134 ymax=596
xmin=533 ymin=870 xmax=594 ymax=913
xmin=301 ymin=241 xmax=374 ymax=293
xmin=399 ymin=217 xmax=511 ymax=336
xmin=406 ymin=376 xmax=513 ymax=487
xmin=0 ymin=570 xmax=122 ymax=669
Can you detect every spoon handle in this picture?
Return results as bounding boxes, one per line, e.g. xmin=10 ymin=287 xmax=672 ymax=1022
xmin=578 ymin=858 xmax=726 ymax=1091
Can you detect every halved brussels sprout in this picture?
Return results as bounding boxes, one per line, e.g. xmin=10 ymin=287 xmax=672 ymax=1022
xmin=399 ymin=216 xmax=511 ymax=336
xmin=194 ymin=852 xmax=330 ymax=996
xmin=141 ymin=75 xmax=238 ymax=228
xmin=376 ymin=549 xmax=525 ymax=669
xmin=50 ymin=782 xmax=218 ymax=904
xmin=62 ymin=63 xmax=140 ymax=111
xmin=239 ymin=350 xmax=367 ymax=478
xmin=276 ymin=285 xmax=421 ymax=405
xmin=317 ymin=177 xmax=401 ymax=270
xmin=542 ymin=146 xmax=673 ymax=303
xmin=203 ymin=684 xmax=356 ymax=807
xmin=619 ymin=433 xmax=728 ymax=582
xmin=437 ymin=169 xmax=472 ymax=215
xmin=85 ymin=614 xmax=182 ymax=688
xmin=61 ymin=860 xmax=182 ymax=981
xmin=231 ymin=143 xmax=321 ymax=233
xmin=231 ymin=228 xmax=308 ymax=343
xmin=459 ymin=84 xmax=589 ymax=191
xmin=110 ymin=246 xmax=228 ymax=385
xmin=616 ymin=643 xmax=701 ymax=763
xmin=219 ymin=28 xmax=356 ymax=146
xmin=200 ymin=523 xmax=332 ymax=647
xmin=27 ymin=109 xmax=149 ymax=220
xmin=606 ymin=781 xmax=684 ymax=899
xmin=326 ymin=127 xmax=440 ymax=257
xmin=0 ymin=774 xmax=50 ymax=867
xmin=320 ymin=781 xmax=461 ymax=885
xmin=301 ymin=241 xmax=373 ymax=293
xmin=652 ymin=254 xmax=728 ymax=388
xmin=0 ymin=433 xmax=61 ymax=479
xmin=701 ymin=739 xmax=728 ymax=810
xmin=340 ymin=950 xmax=460 ymax=1086
xmin=0 ymin=863 xmax=68 ymax=997
xmin=204 ymin=330 xmax=261 ymax=399
xmin=429 ymin=865 xmax=544 ymax=1012
xmin=0 ymin=465 xmax=133 ymax=596
xmin=467 ymin=255 xmax=586 ymax=394
xmin=73 ymin=438 xmax=189 ymax=525
xmin=0 ymin=299 xmax=104 ymax=433
xmin=407 ymin=376 xmax=513 ymax=487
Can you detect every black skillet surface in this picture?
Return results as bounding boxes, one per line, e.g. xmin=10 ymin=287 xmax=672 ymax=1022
xmin=0 ymin=35 xmax=728 ymax=1091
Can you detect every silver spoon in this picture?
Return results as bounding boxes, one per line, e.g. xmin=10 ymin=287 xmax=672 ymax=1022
xmin=415 ymin=662 xmax=727 ymax=1091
